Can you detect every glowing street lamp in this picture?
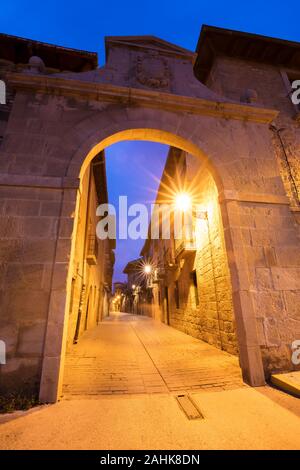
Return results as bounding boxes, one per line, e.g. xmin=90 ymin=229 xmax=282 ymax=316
xmin=175 ymin=192 xmax=192 ymax=212
xmin=144 ymin=264 xmax=152 ymax=275
xmin=132 ymin=284 xmax=136 ymax=289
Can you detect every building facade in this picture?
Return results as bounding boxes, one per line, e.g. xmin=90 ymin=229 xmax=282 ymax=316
xmin=123 ymin=258 xmax=150 ymax=315
xmin=0 ymin=34 xmax=115 ymax=397
xmin=140 ymin=147 xmax=238 ymax=354
xmin=111 ymin=281 xmax=127 ymax=311
xmin=68 ymin=151 xmax=115 ymax=347
xmin=0 ymin=26 xmax=299 ymax=402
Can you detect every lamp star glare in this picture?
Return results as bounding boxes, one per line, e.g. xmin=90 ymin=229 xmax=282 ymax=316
xmin=144 ymin=264 xmax=152 ymax=275
xmin=175 ymin=192 xmax=192 ymax=212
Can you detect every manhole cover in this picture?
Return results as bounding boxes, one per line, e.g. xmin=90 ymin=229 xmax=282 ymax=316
xmin=175 ymin=394 xmax=204 ymax=420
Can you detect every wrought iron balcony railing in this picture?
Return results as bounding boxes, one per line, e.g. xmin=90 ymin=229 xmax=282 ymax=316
xmin=174 ymin=238 xmax=196 ymax=259
xmin=86 ymin=235 xmax=99 ymax=265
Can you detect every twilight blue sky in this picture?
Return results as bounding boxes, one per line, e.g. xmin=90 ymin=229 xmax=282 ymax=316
xmin=1 ymin=1 xmax=299 ymax=64
xmin=1 ymin=1 xmax=299 ymax=282
xmin=105 ymin=142 xmax=168 ymax=283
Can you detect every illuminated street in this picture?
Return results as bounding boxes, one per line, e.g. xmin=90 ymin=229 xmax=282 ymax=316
xmin=63 ymin=312 xmax=244 ymax=396
xmin=0 ymin=314 xmax=299 ymax=450
xmin=1 ymin=0 xmax=300 ymax=456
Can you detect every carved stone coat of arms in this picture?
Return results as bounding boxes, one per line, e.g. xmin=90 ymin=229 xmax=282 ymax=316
xmin=136 ymin=52 xmax=170 ymax=89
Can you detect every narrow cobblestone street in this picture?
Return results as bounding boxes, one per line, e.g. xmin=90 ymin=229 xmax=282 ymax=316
xmin=62 ymin=312 xmax=244 ymax=397
xmin=1 ymin=313 xmax=299 ymax=450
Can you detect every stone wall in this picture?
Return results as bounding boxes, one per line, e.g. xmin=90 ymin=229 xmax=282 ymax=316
xmin=206 ymin=56 xmax=300 ymax=212
xmin=205 ymin=56 xmax=300 ymax=374
xmin=224 ymin=198 xmax=300 ymax=374
xmin=1 ymin=36 xmax=300 ymax=399
xmin=0 ymin=90 xmax=113 ymax=396
xmin=66 ymin=164 xmax=110 ymax=349
xmin=0 ymin=182 xmax=64 ymax=395
xmin=148 ymin=153 xmax=238 ymax=355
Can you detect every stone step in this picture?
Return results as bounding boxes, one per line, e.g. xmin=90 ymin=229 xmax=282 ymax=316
xmin=271 ymin=371 xmax=300 ymax=398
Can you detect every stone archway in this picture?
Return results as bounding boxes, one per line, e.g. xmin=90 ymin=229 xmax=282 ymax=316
xmin=4 ymin=34 xmax=296 ymax=405
xmin=38 ymin=109 xmax=266 ymax=403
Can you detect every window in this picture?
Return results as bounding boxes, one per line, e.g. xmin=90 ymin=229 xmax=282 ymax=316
xmin=191 ymin=270 xmax=199 ymax=306
xmin=69 ymin=277 xmax=76 ymax=315
xmin=174 ymin=280 xmax=180 ymax=309
xmin=146 ymin=288 xmax=153 ymax=304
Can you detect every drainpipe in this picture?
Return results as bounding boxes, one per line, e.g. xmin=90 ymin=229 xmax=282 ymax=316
xmin=269 ymin=124 xmax=300 ymax=204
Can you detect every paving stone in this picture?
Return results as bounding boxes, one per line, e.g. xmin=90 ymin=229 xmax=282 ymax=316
xmin=62 ymin=312 xmax=245 ymax=397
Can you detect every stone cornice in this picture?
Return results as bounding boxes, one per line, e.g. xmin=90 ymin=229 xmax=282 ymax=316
xmin=6 ymin=72 xmax=278 ymax=124
xmin=0 ymin=174 xmax=290 ymax=206
xmin=105 ymin=36 xmax=197 ymax=63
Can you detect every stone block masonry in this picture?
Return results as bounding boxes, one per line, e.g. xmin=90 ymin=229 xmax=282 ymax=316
xmin=0 ymin=28 xmax=300 ymax=402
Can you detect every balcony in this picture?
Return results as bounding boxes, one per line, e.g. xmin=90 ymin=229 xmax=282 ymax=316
xmin=152 ymin=268 xmax=166 ymax=284
xmin=175 ymin=238 xmax=196 ymax=259
xmin=86 ymin=235 xmax=99 ymax=265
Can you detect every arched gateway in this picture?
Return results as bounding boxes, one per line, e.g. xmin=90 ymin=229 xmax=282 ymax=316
xmin=0 ymin=30 xmax=299 ymax=403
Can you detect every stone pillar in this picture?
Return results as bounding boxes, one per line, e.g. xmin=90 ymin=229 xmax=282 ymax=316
xmin=39 ymin=185 xmax=79 ymax=403
xmin=220 ymin=197 xmax=265 ymax=386
xmin=220 ymin=190 xmax=300 ymax=385
xmin=0 ymin=174 xmax=78 ymax=402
